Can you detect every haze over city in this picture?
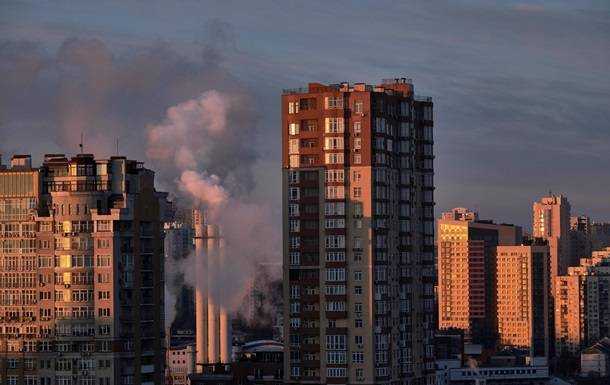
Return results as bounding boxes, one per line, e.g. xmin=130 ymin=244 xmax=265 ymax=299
xmin=2 ymin=0 xmax=609 ymax=228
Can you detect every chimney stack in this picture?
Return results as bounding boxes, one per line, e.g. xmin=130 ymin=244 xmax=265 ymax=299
xmin=193 ymin=210 xmax=232 ymax=370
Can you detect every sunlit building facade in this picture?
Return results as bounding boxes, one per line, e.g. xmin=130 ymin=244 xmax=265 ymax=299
xmin=496 ymin=243 xmax=551 ymax=361
xmin=437 ymin=209 xmax=521 ymax=347
xmin=555 ymin=248 xmax=610 ymax=356
xmin=532 ymin=195 xmax=571 ymax=288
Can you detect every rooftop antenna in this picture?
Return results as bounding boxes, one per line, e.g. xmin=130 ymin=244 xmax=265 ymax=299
xmin=116 ymin=137 xmax=119 ymax=156
xmin=79 ymin=132 xmax=84 ymax=154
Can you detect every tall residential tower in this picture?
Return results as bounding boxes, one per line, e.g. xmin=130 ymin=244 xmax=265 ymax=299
xmin=282 ymin=79 xmax=435 ymax=385
xmin=532 ymin=195 xmax=571 ymax=283
xmin=0 ymin=153 xmax=167 ymax=385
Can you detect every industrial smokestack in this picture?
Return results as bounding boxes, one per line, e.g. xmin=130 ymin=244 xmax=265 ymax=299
xmin=218 ymin=236 xmax=231 ymax=363
xmin=219 ymin=307 xmax=232 ymax=363
xmin=193 ymin=209 xmax=208 ymax=370
xmin=206 ymin=224 xmax=221 ymax=363
xmin=193 ymin=215 xmax=232 ymax=366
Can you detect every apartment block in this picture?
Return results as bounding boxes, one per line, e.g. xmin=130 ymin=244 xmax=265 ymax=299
xmin=437 ymin=208 xmax=522 ymax=347
xmin=532 ymin=195 xmax=571 ymax=282
xmin=570 ymin=215 xmax=593 ymax=262
xmin=0 ymin=153 xmax=166 ymax=385
xmin=555 ymin=248 xmax=610 ymax=356
xmin=282 ymin=79 xmax=435 ymax=385
xmin=496 ymin=242 xmax=551 ymax=361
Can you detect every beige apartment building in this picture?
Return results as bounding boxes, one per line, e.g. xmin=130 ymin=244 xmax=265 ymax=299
xmin=496 ymin=243 xmax=551 ymax=360
xmin=437 ymin=208 xmax=521 ymax=348
xmin=532 ymin=195 xmax=571 ymax=286
xmin=0 ymin=153 xmax=166 ymax=385
xmin=282 ymin=79 xmax=435 ymax=385
xmin=555 ymin=248 xmax=610 ymax=356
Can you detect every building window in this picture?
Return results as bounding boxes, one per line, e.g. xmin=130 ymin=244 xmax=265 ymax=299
xmin=289 ymin=139 xmax=300 ymax=154
xmin=326 ymin=268 xmax=346 ymax=282
xmin=324 ymin=137 xmax=344 ymax=150
xmin=289 ymin=123 xmax=299 ymax=135
xmin=289 ymin=187 xmax=300 ymax=201
xmin=325 ymin=96 xmax=343 ymax=109
xmin=325 ymin=117 xmax=344 ymax=133
xmin=326 ymin=186 xmax=345 ymax=199
xmin=353 ymin=154 xmax=361 ymax=164
xmin=354 ymin=121 xmax=361 ymax=133
xmin=325 ymin=169 xmax=344 ymax=182
xmin=289 ymin=155 xmax=299 ymax=168
xmin=353 ymin=187 xmax=362 ymax=198
xmin=288 ymin=101 xmax=299 ymax=114
xmin=354 ymin=101 xmax=363 ymax=113
xmin=325 ymin=335 xmax=347 ymax=350
xmin=325 ymin=153 xmax=344 ymax=165
xmin=325 ymin=235 xmax=345 ymax=249
xmin=288 ymin=170 xmax=299 ymax=183
xmin=290 ymin=252 xmax=300 ymax=265
xmin=289 ymin=219 xmax=300 ymax=232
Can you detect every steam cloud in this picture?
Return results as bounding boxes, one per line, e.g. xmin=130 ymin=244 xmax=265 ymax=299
xmin=146 ymin=89 xmax=279 ymax=312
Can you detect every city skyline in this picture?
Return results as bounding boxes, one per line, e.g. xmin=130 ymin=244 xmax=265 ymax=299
xmin=1 ymin=1 xmax=610 ymax=384
xmin=1 ymin=0 xmax=609 ymax=228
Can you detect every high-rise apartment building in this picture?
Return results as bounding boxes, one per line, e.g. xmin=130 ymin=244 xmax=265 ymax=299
xmin=532 ymin=195 xmax=571 ymax=281
xmin=282 ymin=79 xmax=435 ymax=385
xmin=437 ymin=208 xmax=522 ymax=347
xmin=496 ymin=242 xmax=551 ymax=361
xmin=555 ymin=248 xmax=610 ymax=356
xmin=569 ymin=215 xmax=592 ymax=263
xmin=0 ymin=153 xmax=166 ymax=385
xmin=591 ymin=222 xmax=610 ymax=252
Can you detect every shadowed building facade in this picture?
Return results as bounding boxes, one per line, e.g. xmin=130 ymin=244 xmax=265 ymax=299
xmin=0 ymin=153 xmax=166 ymax=385
xmin=282 ymin=79 xmax=435 ymax=384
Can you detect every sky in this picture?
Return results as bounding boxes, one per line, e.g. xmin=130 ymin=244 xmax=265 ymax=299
xmin=1 ymin=0 xmax=609 ymax=230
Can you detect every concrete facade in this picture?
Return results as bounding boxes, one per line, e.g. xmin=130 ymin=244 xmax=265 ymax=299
xmin=0 ymin=153 xmax=167 ymax=385
xmin=555 ymin=248 xmax=610 ymax=356
xmin=437 ymin=209 xmax=522 ymax=347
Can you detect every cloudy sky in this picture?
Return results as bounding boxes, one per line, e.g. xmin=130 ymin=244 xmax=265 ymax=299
xmin=1 ymin=0 xmax=609 ymax=229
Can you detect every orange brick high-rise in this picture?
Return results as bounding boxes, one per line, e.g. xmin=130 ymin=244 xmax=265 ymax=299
xmin=282 ymin=79 xmax=435 ymax=385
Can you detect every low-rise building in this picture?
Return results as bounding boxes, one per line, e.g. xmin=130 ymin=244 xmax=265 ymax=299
xmin=190 ymin=340 xmax=283 ymax=385
xmin=580 ymin=337 xmax=610 ymax=378
xmin=166 ymin=343 xmax=196 ymax=385
xmin=447 ymin=365 xmax=549 ymax=385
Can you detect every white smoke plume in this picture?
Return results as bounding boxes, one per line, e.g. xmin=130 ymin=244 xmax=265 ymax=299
xmin=147 ymin=89 xmax=280 ymax=314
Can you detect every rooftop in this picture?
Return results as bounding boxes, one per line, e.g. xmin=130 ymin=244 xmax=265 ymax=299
xmin=282 ymin=77 xmax=431 ymax=100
